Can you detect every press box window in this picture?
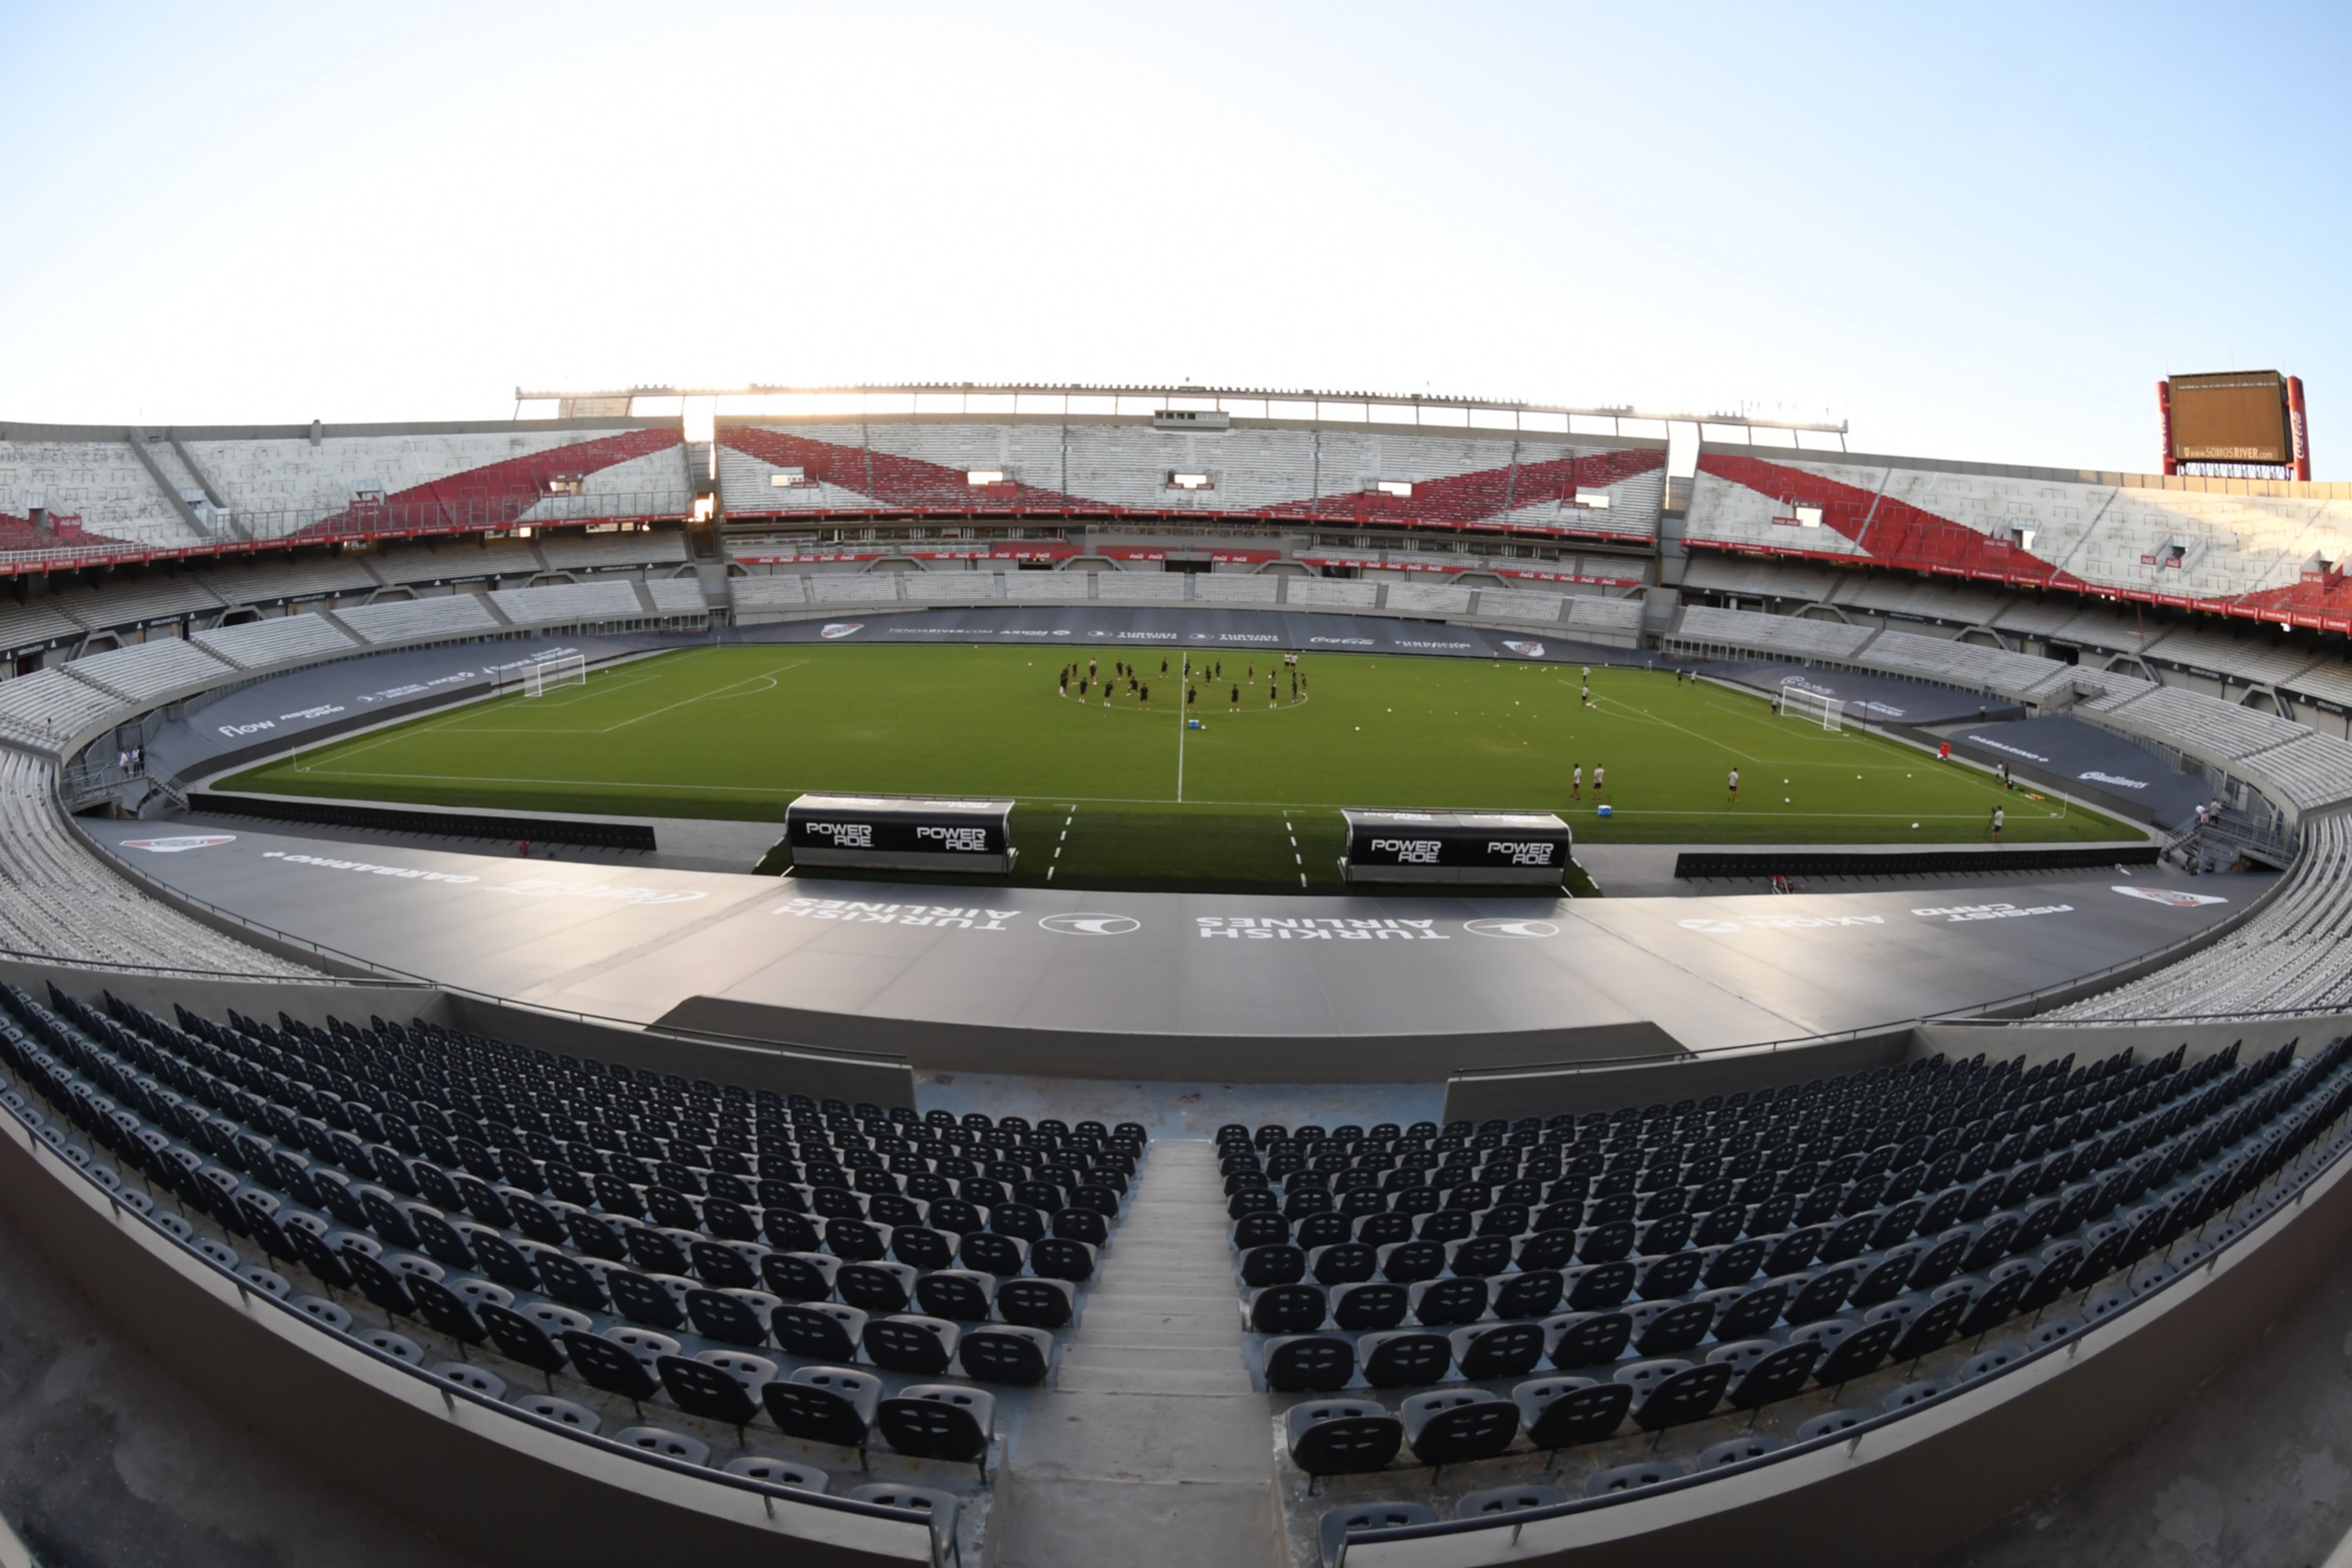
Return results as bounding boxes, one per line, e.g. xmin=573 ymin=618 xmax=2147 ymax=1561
xmin=770 ymin=467 xmax=809 ymax=488
xmin=1374 ymin=480 xmax=1414 ymax=499
xmin=967 ymin=469 xmax=1009 ymax=486
xmin=1167 ymin=472 xmax=1214 ymax=491
xmin=1571 ymin=488 xmax=1612 ymax=509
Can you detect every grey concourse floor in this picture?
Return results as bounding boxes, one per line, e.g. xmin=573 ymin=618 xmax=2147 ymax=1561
xmin=0 ymin=1200 xmax=476 ymax=1568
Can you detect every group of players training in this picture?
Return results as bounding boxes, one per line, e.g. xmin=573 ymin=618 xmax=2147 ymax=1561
xmin=1057 ymin=652 xmax=1306 ymax=713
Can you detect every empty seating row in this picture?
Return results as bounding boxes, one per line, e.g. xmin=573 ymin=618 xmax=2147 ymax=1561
xmin=1226 ymin=1036 xmax=2352 ymax=1410
xmin=0 ymin=752 xmax=310 ymax=974
xmin=192 ymin=612 xmax=360 ymax=670
xmin=0 ymin=983 xmax=1153 ymax=1534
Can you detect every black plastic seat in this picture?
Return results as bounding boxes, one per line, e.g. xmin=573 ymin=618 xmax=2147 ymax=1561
xmin=1250 ymin=1283 xmax=1328 ymax=1334
xmin=761 ymin=1367 xmax=877 ymax=1454
xmin=1330 ymin=1282 xmax=1410 ymax=1332
xmin=1492 ymin=1269 xmax=1565 ymax=1321
xmin=956 ymin=1326 xmax=1054 ymax=1386
xmin=1451 ymin=1322 xmax=1546 ymax=1381
xmin=1814 ymin=1318 xmax=1903 ymax=1387
xmin=608 ymin=1269 xmax=686 ymax=1330
xmin=995 ymin=1277 xmax=1076 ymax=1330
xmin=1400 ymin=1390 xmax=1519 ymax=1469
xmin=1516 ymin=1378 xmax=1632 ymax=1450
xmin=862 ymin=1315 xmax=956 ymax=1375
xmin=1628 ymin=1360 xmax=1731 ymax=1432
xmin=1359 ymin=1330 xmax=1453 ymax=1388
xmin=1566 ymin=1261 xmax=1636 ymax=1312
xmin=1546 ymin=1311 xmax=1632 ymax=1370
xmin=913 ymin=1270 xmax=996 ymax=1323
xmin=1410 ymin=1277 xmax=1490 ymax=1327
xmin=770 ymin=1303 xmax=866 ymax=1362
xmin=1287 ymin=1401 xmax=1404 ymax=1476
xmin=1633 ymin=1300 xmax=1715 ymax=1357
xmin=878 ymin=1385 xmax=996 ymax=1477
xmin=480 ymin=1304 xmax=568 ymax=1381
xmin=657 ymin=1354 xmax=760 ymax=1428
xmin=1031 ymin=1237 xmax=1096 ymax=1283
xmin=685 ymin=1288 xmax=773 ymax=1348
xmin=560 ymin=1330 xmax=660 ymax=1403
xmin=1722 ymin=1339 xmax=1822 ymax=1410
xmin=837 ymin=1261 xmax=917 ymax=1315
xmin=1264 ymin=1334 xmax=1356 ymax=1393
xmin=1307 ymin=1243 xmax=1375 ymax=1286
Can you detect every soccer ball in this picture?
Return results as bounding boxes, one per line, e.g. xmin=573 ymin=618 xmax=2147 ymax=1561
xmin=1355 ymin=726 xmax=1360 ymax=731
xmin=1911 ymin=822 xmax=1920 ymax=829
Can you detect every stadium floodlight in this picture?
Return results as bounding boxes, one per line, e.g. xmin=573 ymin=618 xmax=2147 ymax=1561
xmin=1779 ymin=683 xmax=1844 ymax=731
xmin=504 ymin=652 xmax=588 ymax=699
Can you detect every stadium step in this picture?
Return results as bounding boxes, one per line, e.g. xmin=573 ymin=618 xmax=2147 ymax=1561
xmin=1001 ymin=1138 xmax=1269 ymax=1551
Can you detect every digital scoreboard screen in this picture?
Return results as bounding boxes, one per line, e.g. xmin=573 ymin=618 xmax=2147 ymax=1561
xmin=2169 ymin=371 xmax=2293 ymax=465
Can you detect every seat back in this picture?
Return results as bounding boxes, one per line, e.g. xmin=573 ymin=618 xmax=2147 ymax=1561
xmin=656 ymin=1354 xmax=758 ymax=1425
xmin=876 ymin=1397 xmax=987 ymax=1462
xmin=1632 ymin=1361 xmax=1732 ymax=1431
xmin=761 ymin=1381 xmax=869 ymax=1447
xmin=559 ymin=1331 xmax=659 ymax=1401
xmin=1361 ymin=1332 xmax=1452 ymax=1388
xmin=1290 ymin=1414 xmax=1405 ymax=1476
xmin=685 ymin=1288 xmax=769 ymax=1347
xmin=1264 ymin=1335 xmax=1356 ymax=1393
xmin=1726 ymin=1339 xmax=1821 ymax=1409
xmin=957 ymin=1327 xmax=1051 ymax=1386
xmin=1523 ymin=1381 xmax=1632 ymax=1448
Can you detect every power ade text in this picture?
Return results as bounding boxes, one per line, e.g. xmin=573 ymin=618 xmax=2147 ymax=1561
xmin=1489 ymin=841 xmax=1557 ymax=866
xmin=804 ymin=822 xmax=875 ymax=848
xmin=916 ymin=826 xmax=992 ymax=851
xmin=1371 ymin=838 xmax=1443 ymax=863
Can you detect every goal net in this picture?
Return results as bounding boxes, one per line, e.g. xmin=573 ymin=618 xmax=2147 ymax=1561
xmin=506 ymin=652 xmax=588 ymax=699
xmin=1778 ymin=682 xmax=1844 ymax=731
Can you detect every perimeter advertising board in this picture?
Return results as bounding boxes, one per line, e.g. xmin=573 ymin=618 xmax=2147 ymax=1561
xmin=1341 ymin=808 xmax=1572 ymax=886
xmin=786 ymin=794 xmax=1017 ymax=874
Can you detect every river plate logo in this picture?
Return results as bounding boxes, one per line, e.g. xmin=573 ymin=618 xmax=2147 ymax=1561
xmin=1501 ymin=641 xmax=1546 ymax=659
xmin=120 ymin=834 xmax=236 ymax=853
xmin=819 ymin=622 xmax=865 ymax=639
xmin=2111 ymin=885 xmax=2229 ymax=909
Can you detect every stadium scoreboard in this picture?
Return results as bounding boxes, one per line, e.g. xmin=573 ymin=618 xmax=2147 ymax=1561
xmin=786 ymin=794 xmax=1017 ymax=875
xmin=1338 ymin=808 xmax=1572 ymax=887
xmin=2160 ymin=370 xmax=2311 ymax=480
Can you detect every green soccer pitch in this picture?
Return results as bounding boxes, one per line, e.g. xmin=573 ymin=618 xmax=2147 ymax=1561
xmin=217 ymin=644 xmax=2137 ymax=894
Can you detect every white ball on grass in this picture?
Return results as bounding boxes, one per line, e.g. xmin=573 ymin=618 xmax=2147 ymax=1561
xmin=1911 ymin=822 xmax=1920 ymax=829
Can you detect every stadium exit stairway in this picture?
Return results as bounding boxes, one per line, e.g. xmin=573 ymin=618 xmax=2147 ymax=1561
xmin=993 ymin=1139 xmax=1276 ymax=1567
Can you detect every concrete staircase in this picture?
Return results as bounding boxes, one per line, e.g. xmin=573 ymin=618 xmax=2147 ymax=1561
xmin=992 ymin=1139 xmax=1276 ymax=1567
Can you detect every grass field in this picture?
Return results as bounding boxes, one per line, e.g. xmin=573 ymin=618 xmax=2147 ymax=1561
xmin=218 ymin=644 xmax=2136 ymax=893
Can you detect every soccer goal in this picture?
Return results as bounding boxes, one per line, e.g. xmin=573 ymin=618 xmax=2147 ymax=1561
xmin=506 ymin=652 xmax=588 ymax=699
xmin=1778 ymin=682 xmax=1845 ymax=731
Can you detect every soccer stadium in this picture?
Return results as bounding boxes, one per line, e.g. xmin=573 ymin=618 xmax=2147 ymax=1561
xmin=7 ymin=9 xmax=2352 ymax=1566
xmin=4 ymin=376 xmax=2352 ymax=1568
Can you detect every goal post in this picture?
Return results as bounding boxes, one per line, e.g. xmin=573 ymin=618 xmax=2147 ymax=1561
xmin=1777 ymin=682 xmax=1844 ymax=731
xmin=506 ymin=651 xmax=588 ymax=699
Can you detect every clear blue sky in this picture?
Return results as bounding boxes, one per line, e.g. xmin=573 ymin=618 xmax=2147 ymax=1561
xmin=3 ymin=1 xmax=2344 ymax=473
